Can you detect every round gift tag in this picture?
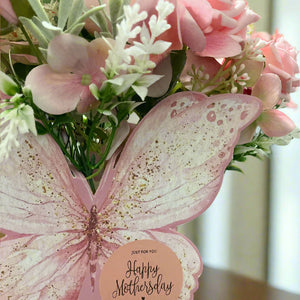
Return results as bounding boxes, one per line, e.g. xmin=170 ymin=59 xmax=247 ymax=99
xmin=99 ymin=239 xmax=183 ymax=299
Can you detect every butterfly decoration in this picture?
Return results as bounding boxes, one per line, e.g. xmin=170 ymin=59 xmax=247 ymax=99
xmin=0 ymin=91 xmax=261 ymax=299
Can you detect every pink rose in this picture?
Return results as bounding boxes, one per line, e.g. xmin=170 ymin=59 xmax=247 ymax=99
xmin=0 ymin=0 xmax=18 ymax=24
xmin=132 ymin=0 xmax=259 ymax=58
xmin=257 ymin=31 xmax=300 ymax=100
xmin=195 ymin=0 xmax=260 ymax=57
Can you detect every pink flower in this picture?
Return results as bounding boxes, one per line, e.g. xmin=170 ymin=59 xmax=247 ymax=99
xmin=0 ymin=0 xmax=18 ymax=24
xmin=132 ymin=0 xmax=259 ymax=59
xmin=239 ymin=73 xmax=295 ymax=143
xmin=195 ymin=0 xmax=260 ymax=57
xmin=257 ymin=31 xmax=300 ymax=101
xmin=25 ymin=34 xmax=110 ymax=115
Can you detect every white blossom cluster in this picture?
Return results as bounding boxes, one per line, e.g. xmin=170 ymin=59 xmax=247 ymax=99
xmin=103 ymin=0 xmax=175 ymax=100
xmin=0 ymin=72 xmax=37 ymax=162
xmin=0 ymin=101 xmax=37 ymax=162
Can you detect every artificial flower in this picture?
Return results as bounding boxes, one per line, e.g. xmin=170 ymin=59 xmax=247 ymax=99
xmin=25 ymin=33 xmax=110 ymax=114
xmin=239 ymin=73 xmax=296 ymax=143
xmin=133 ymin=0 xmax=259 ymax=59
xmin=199 ymin=0 xmax=260 ymax=57
xmin=255 ymin=30 xmax=300 ymax=102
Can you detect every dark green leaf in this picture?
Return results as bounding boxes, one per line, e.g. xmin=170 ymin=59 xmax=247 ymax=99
xmin=169 ymin=49 xmax=187 ymax=91
xmin=52 ymin=114 xmax=74 ymax=127
xmin=0 ymin=17 xmax=15 ymax=35
xmin=11 ymin=0 xmax=35 ymax=19
xmin=35 ymin=121 xmax=48 ymax=135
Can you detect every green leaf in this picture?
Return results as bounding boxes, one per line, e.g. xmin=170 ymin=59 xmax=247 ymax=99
xmin=67 ymin=0 xmax=84 ymax=28
xmin=19 ymin=17 xmax=48 ymax=48
xmin=58 ymin=0 xmax=70 ymax=29
xmin=117 ymin=101 xmax=142 ymax=121
xmin=35 ymin=121 xmax=48 ymax=135
xmin=169 ymin=49 xmax=187 ymax=91
xmin=0 ymin=71 xmax=19 ymax=96
xmin=27 ymin=0 xmax=49 ymax=22
xmin=109 ymin=0 xmax=124 ymax=37
xmin=52 ymin=114 xmax=74 ymax=127
xmin=11 ymin=0 xmax=35 ymax=19
xmin=226 ymin=164 xmax=243 ymax=173
xmin=93 ymin=128 xmax=108 ymax=140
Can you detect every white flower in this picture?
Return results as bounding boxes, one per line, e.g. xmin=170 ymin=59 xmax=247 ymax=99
xmin=103 ymin=0 xmax=174 ymax=99
xmin=0 ymin=98 xmax=37 ymax=163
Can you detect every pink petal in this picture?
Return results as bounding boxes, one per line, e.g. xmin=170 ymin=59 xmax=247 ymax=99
xmin=258 ymin=110 xmax=296 ymax=137
xmin=252 ymin=73 xmax=281 ymax=110
xmin=0 ymin=133 xmax=91 ymax=235
xmin=180 ymin=7 xmax=206 ymax=52
xmin=0 ymin=0 xmax=18 ymax=24
xmin=98 ymin=92 xmax=262 ymax=230
xmin=198 ymin=31 xmax=242 ymax=57
xmin=25 ymin=64 xmax=84 ymax=114
xmin=181 ymin=0 xmax=213 ymax=29
xmin=47 ymin=34 xmax=90 ymax=74
xmin=76 ymin=88 xmax=99 ymax=113
xmin=88 ymin=38 xmax=111 ymax=71
xmin=241 ymin=59 xmax=264 ymax=87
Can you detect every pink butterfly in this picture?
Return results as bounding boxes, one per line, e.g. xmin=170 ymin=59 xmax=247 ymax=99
xmin=0 ymin=91 xmax=261 ymax=299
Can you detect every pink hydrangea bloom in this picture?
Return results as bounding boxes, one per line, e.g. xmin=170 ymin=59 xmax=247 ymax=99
xmin=239 ymin=73 xmax=295 ymax=143
xmin=0 ymin=0 xmax=18 ymax=24
xmin=25 ymin=34 xmax=110 ymax=115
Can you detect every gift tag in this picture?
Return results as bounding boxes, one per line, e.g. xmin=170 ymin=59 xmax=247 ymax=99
xmin=99 ymin=240 xmax=183 ymax=299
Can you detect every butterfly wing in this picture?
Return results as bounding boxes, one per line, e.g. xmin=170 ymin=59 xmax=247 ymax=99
xmin=146 ymin=229 xmax=202 ymax=300
xmin=0 ymin=133 xmax=94 ymax=298
xmin=0 ymin=232 xmax=89 ymax=299
xmin=0 ymin=133 xmax=92 ymax=235
xmin=98 ymin=92 xmax=262 ymax=230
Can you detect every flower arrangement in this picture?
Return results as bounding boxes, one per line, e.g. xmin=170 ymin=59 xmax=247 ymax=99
xmin=0 ymin=0 xmax=299 ymax=299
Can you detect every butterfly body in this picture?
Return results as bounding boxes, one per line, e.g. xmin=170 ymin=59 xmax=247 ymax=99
xmin=86 ymin=205 xmax=101 ymax=290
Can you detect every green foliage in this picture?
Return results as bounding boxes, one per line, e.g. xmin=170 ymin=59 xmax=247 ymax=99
xmin=135 ymin=49 xmax=187 ymax=118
